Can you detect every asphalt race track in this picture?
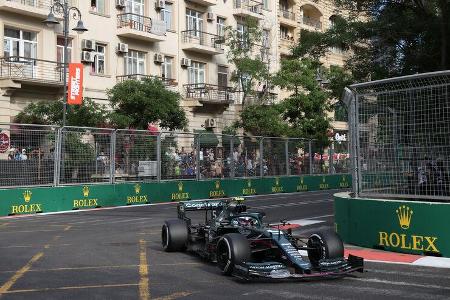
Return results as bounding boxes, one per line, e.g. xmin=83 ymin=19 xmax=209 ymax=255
xmin=0 ymin=189 xmax=449 ymax=300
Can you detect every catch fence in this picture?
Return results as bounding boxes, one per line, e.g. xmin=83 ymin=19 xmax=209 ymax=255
xmin=345 ymin=70 xmax=450 ymax=201
xmin=0 ymin=123 xmax=349 ymax=188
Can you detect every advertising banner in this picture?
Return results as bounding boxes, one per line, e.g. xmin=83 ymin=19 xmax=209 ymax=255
xmin=67 ymin=63 xmax=83 ymax=105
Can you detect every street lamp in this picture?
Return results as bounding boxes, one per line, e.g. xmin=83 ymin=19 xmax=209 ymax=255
xmin=43 ymin=0 xmax=87 ymax=127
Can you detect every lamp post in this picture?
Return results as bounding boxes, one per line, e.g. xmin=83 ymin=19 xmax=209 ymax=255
xmin=43 ymin=0 xmax=87 ymax=127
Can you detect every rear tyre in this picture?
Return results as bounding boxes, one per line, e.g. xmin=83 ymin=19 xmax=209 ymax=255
xmin=216 ymin=233 xmax=251 ymax=275
xmin=161 ymin=219 xmax=188 ymax=252
xmin=307 ymin=231 xmax=344 ymax=266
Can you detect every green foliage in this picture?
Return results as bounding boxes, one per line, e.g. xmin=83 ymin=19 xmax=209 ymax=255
xmin=273 ymin=58 xmax=332 ymax=146
xmin=225 ymin=17 xmax=270 ymax=105
xmin=294 ymin=0 xmax=450 ymax=80
xmin=14 ymin=98 xmax=109 ymax=127
xmin=235 ymin=104 xmax=289 ymax=137
xmin=107 ymin=77 xmax=187 ymax=130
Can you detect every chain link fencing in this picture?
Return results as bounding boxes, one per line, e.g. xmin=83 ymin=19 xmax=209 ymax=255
xmin=0 ymin=124 xmax=350 ymax=188
xmin=345 ymin=70 xmax=450 ymax=201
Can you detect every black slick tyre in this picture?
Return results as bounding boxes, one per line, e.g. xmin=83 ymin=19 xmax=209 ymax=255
xmin=216 ymin=233 xmax=251 ymax=275
xmin=307 ymin=231 xmax=344 ymax=265
xmin=161 ymin=219 xmax=188 ymax=252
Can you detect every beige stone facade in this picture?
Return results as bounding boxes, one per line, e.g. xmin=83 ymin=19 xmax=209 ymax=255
xmin=0 ymin=0 xmax=347 ymax=133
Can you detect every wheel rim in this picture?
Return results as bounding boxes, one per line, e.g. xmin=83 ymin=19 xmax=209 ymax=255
xmin=162 ymin=225 xmax=169 ymax=249
xmin=308 ymin=235 xmax=325 ymax=264
xmin=217 ymin=239 xmax=231 ymax=271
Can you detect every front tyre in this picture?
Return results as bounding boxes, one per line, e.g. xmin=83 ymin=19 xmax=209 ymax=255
xmin=161 ymin=219 xmax=188 ymax=252
xmin=216 ymin=233 xmax=251 ymax=275
xmin=307 ymin=231 xmax=344 ymax=266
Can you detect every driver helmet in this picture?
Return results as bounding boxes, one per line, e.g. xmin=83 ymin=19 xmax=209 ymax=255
xmin=236 ymin=216 xmax=255 ymax=227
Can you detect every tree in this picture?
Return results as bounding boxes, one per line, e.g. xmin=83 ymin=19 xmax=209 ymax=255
xmin=14 ymin=98 xmax=109 ymax=127
xmin=107 ymin=77 xmax=187 ymax=130
xmin=225 ymin=17 xmax=271 ymax=106
xmin=235 ymin=104 xmax=289 ymax=137
xmin=294 ymin=1 xmax=450 ymax=80
xmin=273 ymin=58 xmax=332 ymax=146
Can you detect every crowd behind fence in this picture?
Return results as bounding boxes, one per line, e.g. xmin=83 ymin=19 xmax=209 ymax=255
xmin=0 ymin=123 xmax=350 ymax=188
xmin=346 ymin=70 xmax=450 ymax=201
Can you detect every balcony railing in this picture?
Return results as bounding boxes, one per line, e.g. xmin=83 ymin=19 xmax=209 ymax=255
xmin=116 ymin=74 xmax=176 ymax=86
xmin=184 ymin=84 xmax=235 ymax=103
xmin=243 ymin=91 xmax=277 ymax=105
xmin=302 ymin=15 xmax=322 ymax=30
xmin=0 ymin=56 xmax=65 ymax=84
xmin=234 ymin=0 xmax=263 ymax=13
xmin=278 ymin=9 xmax=295 ymax=21
xmin=117 ymin=13 xmax=153 ymax=33
xmin=0 ymin=0 xmax=75 ymax=10
xmin=181 ymin=30 xmax=225 ymax=50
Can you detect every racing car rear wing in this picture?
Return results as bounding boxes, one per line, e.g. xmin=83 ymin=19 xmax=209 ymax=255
xmin=178 ymin=199 xmax=225 ymax=212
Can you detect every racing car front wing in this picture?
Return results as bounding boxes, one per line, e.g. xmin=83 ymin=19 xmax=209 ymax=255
xmin=233 ymin=254 xmax=364 ymax=281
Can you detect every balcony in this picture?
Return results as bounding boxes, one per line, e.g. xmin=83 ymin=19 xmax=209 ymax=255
xmin=0 ymin=56 xmax=65 ymax=87
xmin=301 ymin=15 xmax=322 ymax=30
xmin=233 ymin=0 xmax=264 ymax=20
xmin=0 ymin=0 xmax=74 ymax=19
xmin=117 ymin=13 xmax=166 ymax=42
xmin=181 ymin=31 xmax=224 ymax=55
xmin=187 ymin=0 xmax=216 ymax=6
xmin=278 ymin=9 xmax=297 ymax=27
xmin=184 ymin=84 xmax=235 ymax=105
xmin=116 ymin=74 xmax=177 ymax=88
xmin=242 ymin=91 xmax=278 ymax=105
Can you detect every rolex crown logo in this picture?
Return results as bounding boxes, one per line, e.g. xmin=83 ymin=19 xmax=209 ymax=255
xmin=247 ymin=179 xmax=252 ymax=188
xmin=23 ymin=190 xmax=32 ymax=203
xmin=134 ymin=184 xmax=141 ymax=195
xmin=215 ymin=181 xmax=220 ymax=190
xmin=83 ymin=186 xmax=90 ymax=197
xmin=396 ymin=205 xmax=413 ymax=230
xmin=178 ymin=182 xmax=183 ymax=192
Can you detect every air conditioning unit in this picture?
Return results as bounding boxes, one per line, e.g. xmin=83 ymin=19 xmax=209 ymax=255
xmin=116 ymin=0 xmax=125 ymax=9
xmin=81 ymin=51 xmax=94 ymax=63
xmin=205 ymin=118 xmax=216 ymax=128
xmin=81 ymin=39 xmax=95 ymax=51
xmin=207 ymin=12 xmax=214 ymax=22
xmin=181 ymin=58 xmax=191 ymax=68
xmin=155 ymin=0 xmax=165 ymax=9
xmin=154 ymin=53 xmax=164 ymax=63
xmin=117 ymin=42 xmax=128 ymax=53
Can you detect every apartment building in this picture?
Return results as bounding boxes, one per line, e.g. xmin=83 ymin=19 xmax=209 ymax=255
xmin=0 ymin=0 xmax=347 ymax=135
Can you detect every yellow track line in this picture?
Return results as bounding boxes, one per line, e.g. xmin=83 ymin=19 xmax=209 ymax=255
xmin=0 ymin=252 xmax=44 ymax=295
xmin=153 ymin=291 xmax=192 ymax=300
xmin=3 ymin=283 xmax=139 ymax=294
xmin=139 ymin=239 xmax=150 ymax=300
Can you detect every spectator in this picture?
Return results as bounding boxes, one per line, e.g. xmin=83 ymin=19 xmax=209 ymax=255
xmin=20 ymin=149 xmax=28 ymax=161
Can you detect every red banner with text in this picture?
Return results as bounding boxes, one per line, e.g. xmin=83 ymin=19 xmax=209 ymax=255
xmin=67 ymin=63 xmax=83 ymax=105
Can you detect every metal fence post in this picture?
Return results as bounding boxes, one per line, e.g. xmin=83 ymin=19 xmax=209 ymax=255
xmin=230 ymin=136 xmax=235 ymax=178
xmin=53 ymin=127 xmax=62 ymax=186
xmin=110 ymin=130 xmax=116 ymax=184
xmin=196 ymin=133 xmax=200 ymax=181
xmin=157 ymin=133 xmax=161 ymax=182
xmin=329 ymin=142 xmax=334 ymax=174
xmin=308 ymin=140 xmax=313 ymax=175
xmin=259 ymin=137 xmax=264 ymax=177
xmin=285 ymin=139 xmax=289 ymax=176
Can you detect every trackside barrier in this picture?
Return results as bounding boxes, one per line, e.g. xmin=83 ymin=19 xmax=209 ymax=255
xmin=0 ymin=174 xmax=350 ymax=216
xmin=334 ymin=192 xmax=450 ymax=257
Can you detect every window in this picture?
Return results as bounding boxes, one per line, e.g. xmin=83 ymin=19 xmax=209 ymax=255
xmin=90 ymin=0 xmax=106 ymax=14
xmin=280 ymin=25 xmax=290 ymax=40
xmin=262 ymin=29 xmax=270 ymax=47
xmin=3 ymin=27 xmax=37 ymax=58
xmin=263 ymin=0 xmax=269 ymax=10
xmin=125 ymin=50 xmax=146 ymax=75
xmin=57 ymin=37 xmax=72 ymax=64
xmin=279 ymin=0 xmax=288 ymax=11
xmin=161 ymin=56 xmax=173 ymax=80
xmin=126 ymin=0 xmax=144 ymax=15
xmin=217 ymin=17 xmax=225 ymax=37
xmin=186 ymin=9 xmax=203 ymax=36
xmin=237 ymin=23 xmax=249 ymax=47
xmin=218 ymin=66 xmax=228 ymax=89
xmin=161 ymin=2 xmax=173 ymax=31
xmin=188 ymin=61 xmax=205 ymax=84
xmin=92 ymin=44 xmax=106 ymax=74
